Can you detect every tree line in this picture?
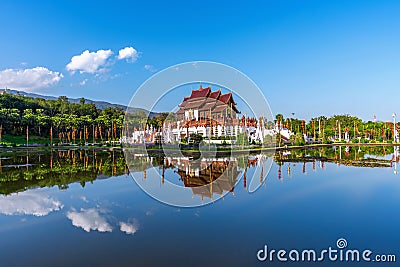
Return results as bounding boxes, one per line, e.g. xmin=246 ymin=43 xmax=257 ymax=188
xmin=275 ymin=113 xmax=400 ymax=144
xmin=1 ymin=92 xmax=398 ymax=145
xmin=0 ymin=93 xmax=126 ymax=144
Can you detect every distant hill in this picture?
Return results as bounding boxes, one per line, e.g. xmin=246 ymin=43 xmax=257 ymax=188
xmin=0 ymin=88 xmax=156 ymax=116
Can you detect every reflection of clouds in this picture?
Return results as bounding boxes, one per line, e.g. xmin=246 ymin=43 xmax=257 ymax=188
xmin=79 ymin=196 xmax=89 ymax=203
xmin=66 ymin=204 xmax=140 ymax=235
xmin=145 ymin=210 xmax=153 ymax=216
xmin=66 ymin=208 xmax=112 ymax=233
xmin=0 ymin=191 xmax=63 ymax=216
xmin=145 ymin=207 xmax=158 ymax=216
xmin=119 ymin=219 xmax=139 ymax=235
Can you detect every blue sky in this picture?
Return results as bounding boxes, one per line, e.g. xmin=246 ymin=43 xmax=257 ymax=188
xmin=1 ymin=0 xmax=400 ymax=121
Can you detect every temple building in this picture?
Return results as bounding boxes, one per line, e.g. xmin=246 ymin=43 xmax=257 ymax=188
xmin=121 ymin=85 xmax=284 ymax=145
xmin=176 ymin=85 xmax=240 ymax=122
xmin=170 ymin=85 xmax=243 ymax=141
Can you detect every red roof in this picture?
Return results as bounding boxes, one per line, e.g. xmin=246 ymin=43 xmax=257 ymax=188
xmin=219 ymin=92 xmax=232 ymax=104
xmin=209 ymin=90 xmax=221 ymax=99
xmin=178 ymin=86 xmax=240 ymax=115
xmin=188 ymin=86 xmax=211 ymax=99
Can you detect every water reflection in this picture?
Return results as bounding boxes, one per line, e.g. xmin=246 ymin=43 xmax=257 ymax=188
xmin=0 ymin=149 xmax=141 ymax=236
xmin=119 ymin=220 xmax=139 ymax=235
xmin=0 ymin=146 xmax=399 ymax=266
xmin=126 ymin=153 xmax=276 ymax=205
xmin=0 ymin=146 xmax=398 ymax=199
xmin=0 ymin=190 xmax=63 ymax=216
xmin=127 ymin=146 xmax=400 ymax=198
xmin=275 ymin=145 xmax=399 ymax=172
xmin=0 ymin=149 xmax=128 ymax=195
xmin=0 ymin=146 xmax=398 ymax=213
xmin=66 ymin=207 xmax=113 ymax=233
xmin=167 ymin=157 xmax=240 ymax=199
xmin=394 ymin=145 xmax=399 ymax=174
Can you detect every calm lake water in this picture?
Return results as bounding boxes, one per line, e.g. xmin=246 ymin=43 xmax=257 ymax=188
xmin=0 ymin=146 xmax=399 ymax=266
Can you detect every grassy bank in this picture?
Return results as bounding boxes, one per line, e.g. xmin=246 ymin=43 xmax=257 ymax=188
xmin=0 ymin=134 xmax=120 ymax=148
xmin=1 ymin=134 xmax=50 ymax=146
xmin=2 ymin=134 xmax=399 ymax=152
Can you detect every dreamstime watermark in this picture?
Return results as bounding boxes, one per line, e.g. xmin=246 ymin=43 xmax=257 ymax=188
xmin=257 ymin=238 xmax=396 ymax=263
xmin=122 ymin=61 xmax=276 ymax=207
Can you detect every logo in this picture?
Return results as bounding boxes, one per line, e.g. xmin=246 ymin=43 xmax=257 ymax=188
xmin=257 ymin=238 xmax=396 ymax=263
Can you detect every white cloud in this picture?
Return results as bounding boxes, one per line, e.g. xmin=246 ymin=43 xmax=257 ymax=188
xmin=0 ymin=67 xmax=63 ymax=92
xmin=117 ymin=47 xmax=138 ymax=62
xmin=0 ymin=191 xmax=63 ymax=216
xmin=66 ymin=49 xmax=113 ymax=74
xmin=144 ymin=64 xmax=156 ymax=72
xmin=79 ymin=79 xmax=88 ymax=86
xmin=119 ymin=220 xmax=139 ymax=235
xmin=66 ymin=208 xmax=112 ymax=233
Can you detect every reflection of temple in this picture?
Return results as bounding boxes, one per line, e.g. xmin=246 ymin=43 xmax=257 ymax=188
xmin=393 ymin=146 xmax=399 ymax=174
xmin=165 ymin=157 xmax=241 ymax=199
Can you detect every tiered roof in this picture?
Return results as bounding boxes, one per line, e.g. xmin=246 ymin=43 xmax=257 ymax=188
xmin=176 ymin=86 xmax=240 ymax=115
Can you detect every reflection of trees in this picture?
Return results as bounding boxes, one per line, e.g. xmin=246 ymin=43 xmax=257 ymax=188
xmin=275 ymin=146 xmax=397 ymax=168
xmin=0 ymin=149 xmax=127 ymax=195
xmin=4 ymin=145 xmax=394 ymax=197
xmin=125 ymin=153 xmax=166 ymax=173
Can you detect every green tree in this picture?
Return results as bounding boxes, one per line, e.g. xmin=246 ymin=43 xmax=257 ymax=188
xmin=36 ymin=109 xmax=50 ymax=136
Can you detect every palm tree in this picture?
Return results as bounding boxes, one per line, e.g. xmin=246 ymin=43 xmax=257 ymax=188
xmin=36 ymin=109 xmax=50 ymax=136
xmin=22 ymin=109 xmax=36 ymax=146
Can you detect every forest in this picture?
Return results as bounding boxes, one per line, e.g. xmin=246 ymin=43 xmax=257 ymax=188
xmin=0 ymin=93 xmax=168 ymax=145
xmin=0 ymin=93 xmax=127 ymax=144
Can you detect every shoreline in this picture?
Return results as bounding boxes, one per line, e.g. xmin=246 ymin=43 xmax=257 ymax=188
xmin=1 ymin=142 xmax=399 ymax=154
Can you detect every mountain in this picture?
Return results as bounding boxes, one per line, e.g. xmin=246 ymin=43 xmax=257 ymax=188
xmin=0 ymin=88 xmax=156 ymax=116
